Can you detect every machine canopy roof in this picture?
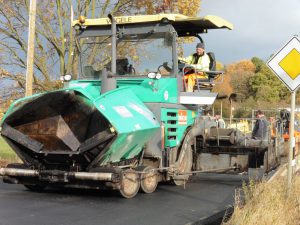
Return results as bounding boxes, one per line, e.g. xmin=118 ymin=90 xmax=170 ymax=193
xmin=72 ymin=14 xmax=233 ymax=35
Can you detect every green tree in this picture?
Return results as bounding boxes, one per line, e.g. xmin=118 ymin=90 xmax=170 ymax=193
xmin=231 ymin=70 xmax=254 ymax=100
xmin=249 ymin=57 xmax=289 ymax=102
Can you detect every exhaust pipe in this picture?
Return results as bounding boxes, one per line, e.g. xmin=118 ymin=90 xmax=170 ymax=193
xmin=108 ymin=13 xmax=117 ymax=75
xmin=101 ymin=14 xmax=117 ymax=94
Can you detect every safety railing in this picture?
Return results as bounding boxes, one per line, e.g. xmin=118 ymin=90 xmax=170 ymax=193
xmin=182 ymin=65 xmax=224 ymax=92
xmin=220 ymin=117 xmax=273 ymax=147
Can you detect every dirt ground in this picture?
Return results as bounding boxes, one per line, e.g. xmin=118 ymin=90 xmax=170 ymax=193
xmin=0 ymin=160 xmax=8 ymax=167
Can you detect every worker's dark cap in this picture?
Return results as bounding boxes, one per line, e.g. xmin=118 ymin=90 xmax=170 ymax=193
xmin=196 ymin=43 xmax=205 ymax=49
xmin=256 ymin=110 xmax=263 ymax=115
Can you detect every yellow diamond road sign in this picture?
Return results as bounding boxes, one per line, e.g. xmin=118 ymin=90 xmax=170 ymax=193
xmin=267 ymin=36 xmax=300 ymax=92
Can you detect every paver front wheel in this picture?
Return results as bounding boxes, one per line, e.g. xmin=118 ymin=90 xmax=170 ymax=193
xmin=120 ymin=169 xmax=140 ymax=198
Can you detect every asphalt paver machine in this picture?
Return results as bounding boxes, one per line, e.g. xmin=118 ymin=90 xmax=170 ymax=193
xmin=0 ymin=14 xmax=279 ymax=198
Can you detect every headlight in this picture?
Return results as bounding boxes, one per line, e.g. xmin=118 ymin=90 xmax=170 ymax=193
xmin=148 ymin=72 xmax=156 ymax=79
xmin=60 ymin=74 xmax=72 ymax=82
xmin=64 ymin=74 xmax=72 ymax=81
xmin=148 ymin=72 xmax=161 ymax=80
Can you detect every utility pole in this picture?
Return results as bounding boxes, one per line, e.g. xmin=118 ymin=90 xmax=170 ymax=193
xmin=25 ymin=0 xmax=37 ymax=96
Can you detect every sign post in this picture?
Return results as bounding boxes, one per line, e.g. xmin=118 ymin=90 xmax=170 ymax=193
xmin=267 ymin=36 xmax=300 ymax=194
xmin=288 ymin=90 xmax=296 ymax=191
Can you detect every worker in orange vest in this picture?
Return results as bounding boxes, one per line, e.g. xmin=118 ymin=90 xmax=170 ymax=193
xmin=179 ymin=43 xmax=210 ymax=92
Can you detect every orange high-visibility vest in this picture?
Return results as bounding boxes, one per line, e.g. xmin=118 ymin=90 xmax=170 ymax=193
xmin=184 ymin=72 xmax=207 ymax=92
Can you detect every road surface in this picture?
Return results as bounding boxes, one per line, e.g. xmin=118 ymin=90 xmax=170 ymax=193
xmin=0 ymin=173 xmax=246 ymax=225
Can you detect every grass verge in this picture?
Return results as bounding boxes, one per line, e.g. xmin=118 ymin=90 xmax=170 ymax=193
xmin=0 ymin=136 xmax=19 ymax=166
xmin=224 ymin=175 xmax=300 ymax=225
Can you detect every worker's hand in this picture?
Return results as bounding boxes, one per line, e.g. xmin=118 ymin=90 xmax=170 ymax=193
xmin=178 ymin=57 xmax=186 ymax=64
xmin=196 ymin=71 xmax=204 ymax=75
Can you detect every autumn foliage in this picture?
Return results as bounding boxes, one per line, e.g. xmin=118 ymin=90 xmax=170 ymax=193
xmin=213 ymin=57 xmax=291 ymax=118
xmin=134 ymin=0 xmax=201 ymax=16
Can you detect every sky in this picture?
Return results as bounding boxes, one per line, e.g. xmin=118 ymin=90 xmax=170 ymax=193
xmin=185 ymin=0 xmax=300 ymax=65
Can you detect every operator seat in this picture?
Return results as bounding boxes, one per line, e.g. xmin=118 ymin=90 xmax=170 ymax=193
xmin=207 ymin=52 xmax=216 ymax=71
xmin=116 ymin=58 xmax=129 ymax=75
xmin=196 ymin=51 xmax=225 ymax=91
xmin=193 ymin=52 xmax=218 ymax=91
xmin=206 ymin=52 xmax=219 ymax=81
xmin=181 ymin=51 xmax=222 ymax=92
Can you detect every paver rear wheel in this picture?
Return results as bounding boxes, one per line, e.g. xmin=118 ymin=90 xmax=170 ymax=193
xmin=120 ymin=169 xmax=140 ymax=198
xmin=138 ymin=166 xmax=158 ymax=194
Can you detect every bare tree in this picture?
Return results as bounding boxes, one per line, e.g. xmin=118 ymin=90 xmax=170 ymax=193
xmin=0 ymin=0 xmax=201 ymax=93
xmin=0 ymin=1 xmax=131 ymax=91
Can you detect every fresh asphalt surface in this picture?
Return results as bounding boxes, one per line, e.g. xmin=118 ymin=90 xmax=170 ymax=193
xmin=0 ymin=173 xmax=247 ymax=225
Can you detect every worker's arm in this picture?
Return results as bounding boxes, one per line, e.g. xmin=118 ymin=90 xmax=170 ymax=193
xmin=179 ymin=54 xmax=210 ymax=71
xmin=191 ymin=54 xmax=210 ymax=71
xmin=178 ymin=55 xmax=194 ymax=64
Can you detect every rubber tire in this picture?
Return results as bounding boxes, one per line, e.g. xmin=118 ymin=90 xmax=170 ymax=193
xmin=119 ymin=169 xmax=140 ymax=199
xmin=138 ymin=166 xmax=158 ymax=194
